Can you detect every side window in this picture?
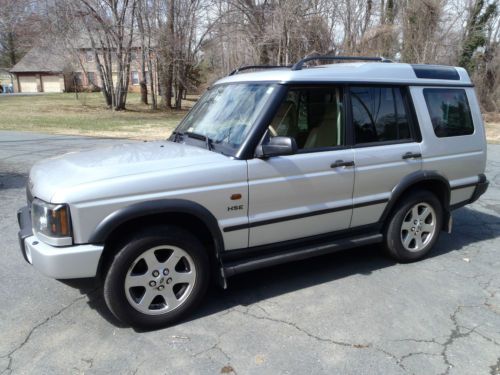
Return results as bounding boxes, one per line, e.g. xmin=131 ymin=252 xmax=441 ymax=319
xmin=269 ymin=87 xmax=344 ymax=150
xmin=350 ymin=86 xmax=412 ymax=144
xmin=423 ymin=88 xmax=474 ymax=137
xmin=131 ymin=71 xmax=140 ymax=85
xmin=87 ymin=72 xmax=95 ymax=85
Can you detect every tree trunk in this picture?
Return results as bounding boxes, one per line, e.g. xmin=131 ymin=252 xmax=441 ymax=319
xmin=137 ymin=2 xmax=148 ymax=105
xmin=7 ymin=32 xmax=16 ymax=66
xmin=164 ymin=0 xmax=175 ymax=109
xmin=148 ymin=55 xmax=157 ymax=109
xmin=140 ymin=81 xmax=148 ymax=104
xmin=175 ymin=86 xmax=183 ymax=110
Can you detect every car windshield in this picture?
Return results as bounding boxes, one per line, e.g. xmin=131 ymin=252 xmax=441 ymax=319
xmin=175 ymin=83 xmax=277 ymax=153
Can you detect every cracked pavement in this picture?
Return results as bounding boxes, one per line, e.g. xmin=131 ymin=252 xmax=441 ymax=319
xmin=1 ymin=130 xmax=500 ymax=375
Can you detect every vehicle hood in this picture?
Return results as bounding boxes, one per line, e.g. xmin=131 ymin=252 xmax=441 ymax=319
xmin=29 ymin=141 xmax=229 ymax=202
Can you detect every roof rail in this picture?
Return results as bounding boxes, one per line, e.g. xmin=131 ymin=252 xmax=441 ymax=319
xmin=291 ymin=55 xmax=392 ymax=71
xmin=229 ymin=65 xmax=292 ymax=76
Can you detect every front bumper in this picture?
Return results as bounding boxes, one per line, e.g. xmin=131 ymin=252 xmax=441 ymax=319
xmin=17 ymin=206 xmax=103 ymax=279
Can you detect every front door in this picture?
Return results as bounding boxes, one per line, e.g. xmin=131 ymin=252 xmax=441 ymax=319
xmin=247 ymin=86 xmax=355 ymax=247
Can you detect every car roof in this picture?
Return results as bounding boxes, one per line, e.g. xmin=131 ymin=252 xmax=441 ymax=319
xmin=214 ymin=62 xmax=472 ymax=87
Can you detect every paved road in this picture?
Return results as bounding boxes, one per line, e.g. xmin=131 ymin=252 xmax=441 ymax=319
xmin=1 ymin=130 xmax=500 ymax=375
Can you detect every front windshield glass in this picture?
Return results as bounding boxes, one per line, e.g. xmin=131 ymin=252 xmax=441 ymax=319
xmin=176 ymin=83 xmax=277 ymax=150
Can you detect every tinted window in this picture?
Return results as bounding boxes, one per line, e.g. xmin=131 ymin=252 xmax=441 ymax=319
xmin=269 ymin=87 xmax=344 ymax=149
xmin=350 ymin=86 xmax=411 ymax=144
xmin=423 ymin=88 xmax=474 ymax=137
xmin=411 ymin=65 xmax=460 ymax=80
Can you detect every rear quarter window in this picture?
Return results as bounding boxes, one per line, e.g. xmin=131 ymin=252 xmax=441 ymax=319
xmin=423 ymin=88 xmax=474 ymax=137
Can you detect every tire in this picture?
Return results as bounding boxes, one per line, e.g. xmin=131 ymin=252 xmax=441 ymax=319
xmin=103 ymin=225 xmax=210 ymax=329
xmin=384 ymin=190 xmax=443 ymax=262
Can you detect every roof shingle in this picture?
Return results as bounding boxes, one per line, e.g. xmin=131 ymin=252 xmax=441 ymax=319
xmin=10 ymin=46 xmax=67 ymax=73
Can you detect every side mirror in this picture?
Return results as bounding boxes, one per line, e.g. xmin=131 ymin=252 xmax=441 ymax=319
xmin=256 ymin=136 xmax=297 ymax=158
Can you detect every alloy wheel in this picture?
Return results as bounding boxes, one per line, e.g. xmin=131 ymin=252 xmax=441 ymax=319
xmin=124 ymin=245 xmax=196 ymax=315
xmin=400 ymin=202 xmax=437 ymax=252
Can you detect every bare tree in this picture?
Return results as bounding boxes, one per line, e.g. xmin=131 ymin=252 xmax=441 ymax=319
xmin=401 ymin=0 xmax=444 ymax=63
xmin=48 ymin=0 xmax=139 ymax=110
xmin=157 ymin=0 xmax=215 ymax=109
xmin=0 ymin=0 xmax=41 ymax=67
xmin=136 ymin=0 xmax=160 ymax=109
xmin=460 ymin=0 xmax=499 ymax=110
xmin=5 ymin=0 xmax=499 ymax=111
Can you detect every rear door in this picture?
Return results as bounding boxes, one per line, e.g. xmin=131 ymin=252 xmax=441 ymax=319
xmin=246 ymin=86 xmax=355 ymax=247
xmin=349 ymin=85 xmax=422 ymax=227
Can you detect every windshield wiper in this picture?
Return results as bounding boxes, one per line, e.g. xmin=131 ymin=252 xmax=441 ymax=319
xmin=171 ymin=130 xmax=185 ymax=143
xmin=185 ymin=131 xmax=214 ymax=151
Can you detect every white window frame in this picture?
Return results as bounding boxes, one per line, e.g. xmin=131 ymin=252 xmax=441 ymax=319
xmin=85 ymin=51 xmax=94 ymax=63
xmin=131 ymin=71 xmax=139 ymax=85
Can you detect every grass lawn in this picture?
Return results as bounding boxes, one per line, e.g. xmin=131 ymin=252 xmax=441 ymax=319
xmin=0 ymin=92 xmax=498 ymax=143
xmin=0 ymin=92 xmax=190 ymax=140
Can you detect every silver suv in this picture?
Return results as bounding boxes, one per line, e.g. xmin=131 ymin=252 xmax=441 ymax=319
xmin=17 ymin=56 xmax=489 ymax=329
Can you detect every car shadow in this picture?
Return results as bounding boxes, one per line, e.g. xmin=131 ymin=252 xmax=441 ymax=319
xmin=62 ymin=206 xmax=500 ymax=331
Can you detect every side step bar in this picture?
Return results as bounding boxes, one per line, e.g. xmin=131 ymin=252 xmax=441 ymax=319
xmin=223 ymin=233 xmax=383 ymax=277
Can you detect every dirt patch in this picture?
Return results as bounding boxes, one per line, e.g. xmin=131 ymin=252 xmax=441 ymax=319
xmin=484 ymin=112 xmax=500 ymax=143
xmin=485 ymin=121 xmax=500 ymax=144
xmin=483 ymin=112 xmax=500 ymax=123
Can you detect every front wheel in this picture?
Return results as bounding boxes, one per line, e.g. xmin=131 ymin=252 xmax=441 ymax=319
xmin=103 ymin=226 xmax=210 ymax=329
xmin=384 ymin=190 xmax=443 ymax=262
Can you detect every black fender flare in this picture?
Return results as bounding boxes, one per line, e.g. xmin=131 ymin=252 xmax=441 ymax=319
xmin=89 ymin=199 xmax=226 ymax=284
xmin=379 ymin=170 xmax=451 ymax=225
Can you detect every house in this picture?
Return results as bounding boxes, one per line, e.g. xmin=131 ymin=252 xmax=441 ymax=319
xmin=9 ymin=46 xmax=68 ymax=93
xmin=10 ymin=38 xmax=159 ymax=94
xmin=74 ymin=46 xmax=158 ymax=94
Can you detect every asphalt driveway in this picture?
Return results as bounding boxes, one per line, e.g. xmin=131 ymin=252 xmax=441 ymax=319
xmin=1 ymin=130 xmax=500 ymax=375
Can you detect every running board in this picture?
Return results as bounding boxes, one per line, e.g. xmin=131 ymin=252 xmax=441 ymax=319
xmin=223 ymin=233 xmax=383 ymax=277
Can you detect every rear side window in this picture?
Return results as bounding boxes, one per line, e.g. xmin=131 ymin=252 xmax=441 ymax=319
xmin=423 ymin=88 xmax=474 ymax=137
xmin=350 ymin=86 xmax=412 ymax=144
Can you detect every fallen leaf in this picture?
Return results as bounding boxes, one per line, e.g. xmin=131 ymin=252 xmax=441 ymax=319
xmin=220 ymin=365 xmax=235 ymax=374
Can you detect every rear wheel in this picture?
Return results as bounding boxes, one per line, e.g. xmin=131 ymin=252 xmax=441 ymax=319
xmin=384 ymin=190 xmax=443 ymax=262
xmin=103 ymin=226 xmax=209 ymax=329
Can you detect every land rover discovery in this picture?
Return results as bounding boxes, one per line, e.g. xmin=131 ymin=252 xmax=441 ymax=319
xmin=18 ymin=56 xmax=489 ymax=328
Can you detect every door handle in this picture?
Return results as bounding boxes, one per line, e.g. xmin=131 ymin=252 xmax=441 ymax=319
xmin=402 ymin=152 xmax=422 ymax=160
xmin=331 ymin=160 xmax=355 ymax=168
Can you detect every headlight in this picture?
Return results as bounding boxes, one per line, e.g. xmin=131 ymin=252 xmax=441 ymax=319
xmin=31 ymin=198 xmax=72 ymax=245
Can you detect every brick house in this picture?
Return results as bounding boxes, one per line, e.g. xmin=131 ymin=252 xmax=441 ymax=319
xmin=10 ymin=41 xmax=158 ymax=94
xmin=74 ymin=48 xmax=158 ymax=94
